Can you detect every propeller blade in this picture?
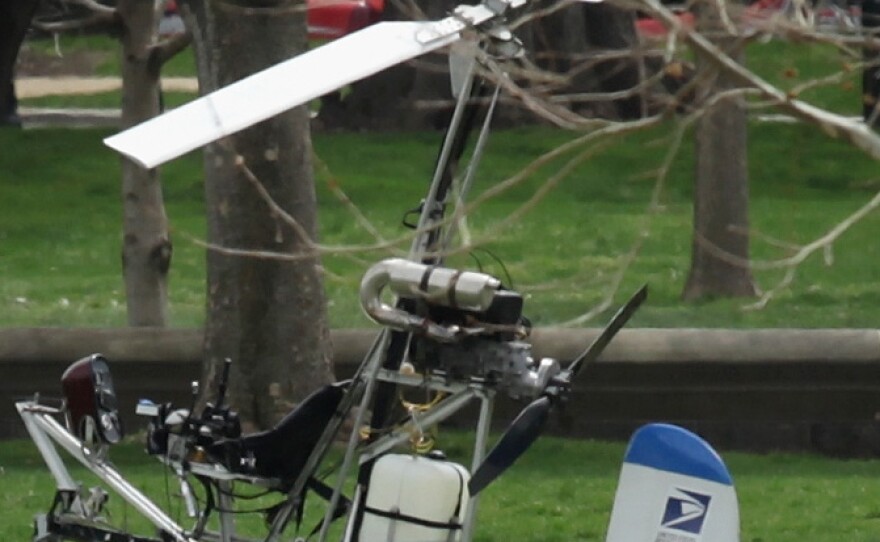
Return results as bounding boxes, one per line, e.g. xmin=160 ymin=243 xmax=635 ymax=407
xmin=565 ymin=284 xmax=647 ymax=379
xmin=468 ymin=395 xmax=551 ymax=496
xmin=469 ymin=286 xmax=646 ymax=495
xmin=105 ymin=0 xmax=545 ymax=168
xmin=104 ymin=21 xmax=460 ymax=168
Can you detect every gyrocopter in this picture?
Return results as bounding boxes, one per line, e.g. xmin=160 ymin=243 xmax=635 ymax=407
xmin=18 ymin=1 xmax=741 ymax=541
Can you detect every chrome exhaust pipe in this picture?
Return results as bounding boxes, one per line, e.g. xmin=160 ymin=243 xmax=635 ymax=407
xmin=359 ymin=258 xmax=501 ymax=342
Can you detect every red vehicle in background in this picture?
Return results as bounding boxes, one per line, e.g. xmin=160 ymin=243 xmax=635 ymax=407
xmin=635 ymin=10 xmax=695 ymax=38
xmin=163 ymin=0 xmax=384 ymax=39
xmin=307 ymin=0 xmax=385 ymax=39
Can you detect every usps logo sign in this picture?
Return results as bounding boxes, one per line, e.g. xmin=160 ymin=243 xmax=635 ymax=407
xmin=654 ymin=488 xmax=712 ymax=542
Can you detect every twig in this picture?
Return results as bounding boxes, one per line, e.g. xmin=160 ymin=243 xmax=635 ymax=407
xmin=641 ymin=0 xmax=880 ymax=159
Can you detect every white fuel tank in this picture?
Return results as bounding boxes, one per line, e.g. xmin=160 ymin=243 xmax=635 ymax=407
xmin=355 ymin=453 xmax=470 ymax=542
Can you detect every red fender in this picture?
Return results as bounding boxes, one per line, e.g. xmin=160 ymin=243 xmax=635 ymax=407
xmin=161 ymin=0 xmax=384 ymax=40
xmin=635 ymin=11 xmax=695 ymax=38
xmin=307 ymin=0 xmax=385 ymax=39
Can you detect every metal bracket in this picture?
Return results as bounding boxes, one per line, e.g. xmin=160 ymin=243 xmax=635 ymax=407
xmin=416 ymin=0 xmax=528 ymax=45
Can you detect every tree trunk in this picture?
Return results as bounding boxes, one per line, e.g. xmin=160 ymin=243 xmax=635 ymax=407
xmin=682 ymin=11 xmax=757 ymax=301
xmin=581 ymin=3 xmax=645 ymax=120
xmin=519 ymin=2 xmax=644 ymax=120
xmin=0 ymin=0 xmax=39 ymax=125
xmin=320 ymin=1 xmax=646 ymax=130
xmin=317 ymin=0 xmax=419 ymax=130
xmin=117 ymin=0 xmax=173 ymax=327
xmin=181 ymin=0 xmax=334 ymax=430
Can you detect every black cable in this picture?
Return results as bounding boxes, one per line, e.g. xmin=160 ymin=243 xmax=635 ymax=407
xmin=467 ymin=250 xmax=485 ymax=273
xmin=213 ymin=482 xmax=275 ymax=501
xmin=203 ymin=480 xmax=285 ymax=515
xmin=474 ymin=247 xmax=514 ymax=289
xmin=162 ymin=454 xmax=176 ymax=524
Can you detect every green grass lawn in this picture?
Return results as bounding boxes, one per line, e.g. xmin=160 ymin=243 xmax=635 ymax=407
xmin=3 ymin=432 xmax=880 ymax=541
xmin=20 ymin=32 xmax=197 ymax=78
xmin=1 ymin=117 xmax=879 ymax=329
xmin=4 ymin=35 xmax=880 ymax=329
xmin=21 ymin=91 xmax=198 ymax=111
xmin=3 ymin=28 xmax=879 ymax=542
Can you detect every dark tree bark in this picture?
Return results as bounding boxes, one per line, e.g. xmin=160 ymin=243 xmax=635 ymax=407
xmin=318 ymin=0 xmax=433 ymax=130
xmin=0 ymin=0 xmax=39 ymax=125
xmin=322 ymin=0 xmax=646 ymax=130
xmin=682 ymin=10 xmax=757 ymax=301
xmin=180 ymin=0 xmax=334 ymax=430
xmin=117 ymin=0 xmax=173 ymax=327
xmin=25 ymin=0 xmax=183 ymax=326
xmin=532 ymin=1 xmax=644 ymax=119
xmin=581 ymin=2 xmax=644 ymax=119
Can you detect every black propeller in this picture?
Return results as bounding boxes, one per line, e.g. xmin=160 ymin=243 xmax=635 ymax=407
xmin=468 ymin=285 xmax=648 ymax=496
xmin=566 ymin=284 xmax=648 ymax=379
xmin=467 ymin=396 xmax=551 ymax=496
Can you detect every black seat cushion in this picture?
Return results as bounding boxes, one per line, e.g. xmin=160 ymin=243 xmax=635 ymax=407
xmin=207 ymin=381 xmax=347 ymax=487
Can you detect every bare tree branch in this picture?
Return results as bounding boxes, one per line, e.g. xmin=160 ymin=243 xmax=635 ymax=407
xmin=66 ymin=0 xmax=116 ymax=15
xmin=313 ymin=153 xmax=391 ymax=246
xmin=33 ymin=11 xmax=116 ymax=32
xmin=558 ymin=106 xmax=691 ymax=326
xmin=148 ymin=1 xmax=880 ymax=321
xmin=641 ymin=0 xmax=880 ymax=159
xmin=155 ymin=31 xmax=192 ymax=67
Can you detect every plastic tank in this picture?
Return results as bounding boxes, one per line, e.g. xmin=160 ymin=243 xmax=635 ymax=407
xmin=356 ymin=453 xmax=470 ymax=542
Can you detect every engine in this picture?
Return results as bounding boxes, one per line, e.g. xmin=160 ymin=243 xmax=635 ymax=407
xmin=360 ymin=258 xmax=560 ymax=399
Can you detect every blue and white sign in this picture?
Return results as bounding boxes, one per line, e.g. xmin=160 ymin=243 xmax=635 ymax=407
xmin=605 ymin=424 xmax=740 ymax=542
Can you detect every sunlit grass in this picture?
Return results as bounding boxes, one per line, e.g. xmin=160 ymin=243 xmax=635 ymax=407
xmin=3 ymin=433 xmax=880 ymax=541
xmin=2 ymin=117 xmax=879 ymax=329
xmin=5 ymin=34 xmax=880 ymax=328
xmin=21 ymin=32 xmax=197 ymax=77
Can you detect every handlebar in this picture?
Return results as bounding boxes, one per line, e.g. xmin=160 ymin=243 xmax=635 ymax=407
xmin=136 ymin=357 xmax=241 ymax=459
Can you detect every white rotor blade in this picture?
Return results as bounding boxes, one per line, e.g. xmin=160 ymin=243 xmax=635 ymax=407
xmin=104 ymin=21 xmax=460 ymax=168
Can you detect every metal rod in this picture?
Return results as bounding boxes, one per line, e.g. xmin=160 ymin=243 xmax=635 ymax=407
xmin=374 ymin=369 xmax=473 ymax=393
xmin=217 ymin=480 xmax=235 ymax=542
xmin=357 ymin=389 xmax=480 ymax=463
xmin=317 ymin=331 xmax=393 ymax=542
xmin=361 ymin=45 xmax=488 ymax=495
xmin=462 ymin=390 xmax=494 ymax=542
xmin=18 ymin=404 xmax=193 ymax=542
xmin=409 ymin=61 xmax=477 ymax=259
xmin=443 ymin=83 xmax=502 ymax=249
xmin=263 ymin=330 xmax=387 ymax=541
xmin=17 ymin=403 xmax=80 ymax=495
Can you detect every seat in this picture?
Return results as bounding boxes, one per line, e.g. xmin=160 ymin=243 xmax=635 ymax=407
xmin=207 ymin=381 xmax=347 ymax=489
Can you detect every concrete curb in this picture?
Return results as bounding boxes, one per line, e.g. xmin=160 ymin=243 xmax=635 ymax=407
xmin=16 ymin=76 xmax=198 ymax=99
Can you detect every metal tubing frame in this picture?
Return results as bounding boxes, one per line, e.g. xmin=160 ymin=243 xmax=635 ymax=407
xmin=18 ymin=403 xmax=81 ymax=496
xmin=316 ymin=27 xmax=509 ymax=542
xmin=19 ymin=6 xmax=517 ymax=542
xmin=357 ymin=387 xmax=481 ymax=464
xmin=217 ymin=480 xmax=236 ymax=542
xmin=462 ymin=390 xmax=493 ymax=541
xmin=409 ymin=57 xmax=478 ymax=260
xmin=324 ymin=372 xmax=495 ymax=542
xmin=315 ymin=330 xmax=393 ymax=542
xmin=16 ymin=401 xmax=195 ymax=542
